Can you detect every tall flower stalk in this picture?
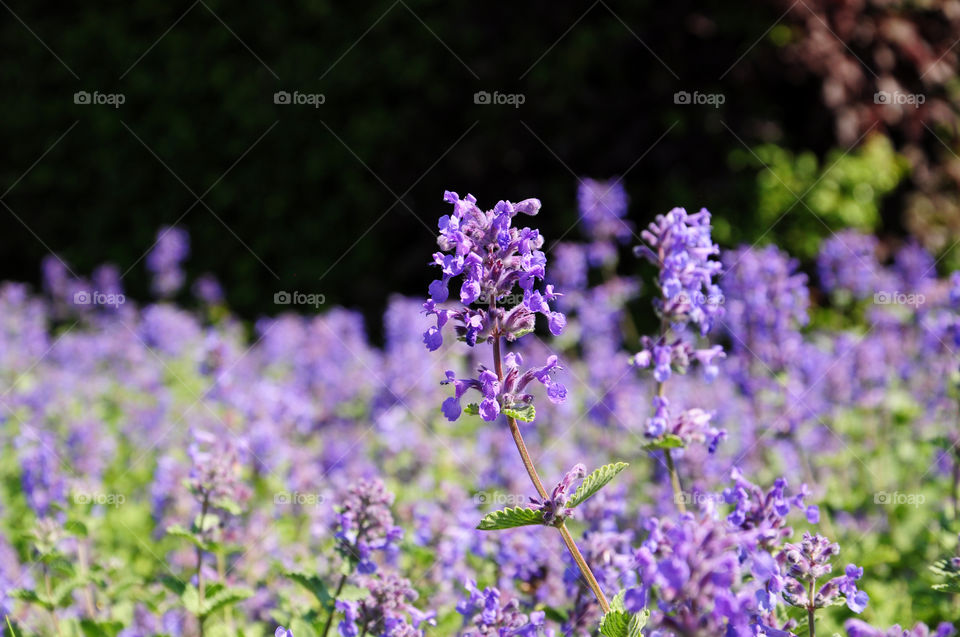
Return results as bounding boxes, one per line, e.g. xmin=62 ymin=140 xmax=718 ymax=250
xmin=424 ymin=191 xmax=630 ymax=615
xmin=631 ymin=207 xmax=726 ymax=512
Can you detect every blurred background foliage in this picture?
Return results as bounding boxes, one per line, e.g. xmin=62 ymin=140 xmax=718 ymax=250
xmin=0 ymin=0 xmax=958 ymax=327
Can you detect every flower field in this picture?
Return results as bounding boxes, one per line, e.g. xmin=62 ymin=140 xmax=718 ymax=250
xmin=2 ymin=180 xmax=960 ymax=637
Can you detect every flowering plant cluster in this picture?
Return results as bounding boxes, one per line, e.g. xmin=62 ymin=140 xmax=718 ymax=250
xmin=1 ymin=182 xmax=959 ymax=637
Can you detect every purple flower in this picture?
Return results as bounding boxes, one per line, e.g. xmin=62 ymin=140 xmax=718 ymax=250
xmin=146 ymin=226 xmax=190 ymax=298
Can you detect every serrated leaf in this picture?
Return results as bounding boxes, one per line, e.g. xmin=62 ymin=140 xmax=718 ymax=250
xmin=201 ymin=586 xmax=254 ymax=617
xmin=160 ymin=574 xmax=187 ymax=596
xmin=568 ymin=462 xmax=629 ymax=508
xmin=627 ymin=609 xmax=648 ymax=637
xmin=284 ymin=570 xmax=332 ymax=607
xmin=9 ymin=589 xmax=49 ymax=609
xmin=641 ymin=434 xmax=685 ymax=450
xmin=599 ymin=610 xmax=630 ymax=637
xmin=166 ymin=524 xmax=206 ymax=550
xmin=64 ymin=520 xmax=88 ymax=537
xmin=464 ymin=403 xmax=480 ymax=416
xmin=476 ymin=507 xmax=543 ymax=530
xmin=503 ymin=404 xmax=535 ymax=422
xmin=78 ymin=619 xmax=123 ymax=637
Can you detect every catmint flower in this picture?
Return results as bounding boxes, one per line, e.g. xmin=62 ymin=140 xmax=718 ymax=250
xmin=337 ymin=573 xmax=432 ymax=637
xmin=577 ymin=177 xmax=633 ymax=246
xmin=817 ymin=231 xmax=883 ymax=300
xmin=723 ymin=469 xmax=814 ymax=549
xmin=423 ymin=191 xmax=565 ymax=351
xmin=334 ymin=479 xmax=404 ymax=574
xmin=187 ymin=429 xmax=250 ymax=509
xmin=275 ymin=627 xmax=293 ymax=637
xmin=457 ymin=581 xmax=553 ymax=636
xmin=146 ymin=226 xmax=190 ymax=298
xmin=530 ymin=464 xmax=586 ymax=525
xmin=634 ymin=207 xmax=724 ymax=335
xmin=439 ymin=354 xmax=567 ymax=423
xmin=778 ymin=532 xmax=868 ymax=614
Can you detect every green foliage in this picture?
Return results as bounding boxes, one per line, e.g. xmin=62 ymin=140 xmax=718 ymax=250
xmin=599 ymin=591 xmax=647 ymax=637
xmin=567 ymin=462 xmax=629 ymax=508
xmin=640 ymin=435 xmax=685 ymax=451
xmin=476 ymin=507 xmax=545 ymax=530
xmin=731 ymin=133 xmax=909 ymax=256
xmin=503 ymin=403 xmax=536 ymax=423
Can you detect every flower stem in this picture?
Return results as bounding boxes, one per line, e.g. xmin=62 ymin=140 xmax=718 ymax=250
xmin=492 ymin=335 xmax=610 ymax=614
xmin=195 ymin=494 xmax=210 ymax=637
xmin=663 ymin=448 xmax=686 ymax=514
xmin=807 ymin=580 xmax=816 ymax=637
xmin=321 ymin=573 xmax=348 ymax=637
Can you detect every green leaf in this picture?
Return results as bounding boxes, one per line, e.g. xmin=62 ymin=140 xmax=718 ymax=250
xmin=641 ymin=434 xmax=685 ymax=450
xmin=503 ymin=403 xmax=535 ymax=422
xmin=627 ymin=609 xmax=649 ymax=637
xmin=476 ymin=507 xmax=544 ymax=530
xmin=78 ymin=619 xmax=124 ymax=637
xmin=567 ymin=462 xmax=629 ymax=508
xmin=9 ymin=589 xmax=49 ymax=609
xmin=160 ymin=575 xmax=187 ymax=596
xmin=165 ymin=524 xmax=207 ymax=550
xmin=599 ymin=610 xmax=629 ymax=637
xmin=5 ymin=614 xmax=17 ymax=637
xmin=463 ymin=403 xmax=480 ymax=416
xmin=213 ymin=497 xmax=243 ymax=516
xmin=284 ymin=570 xmax=333 ymax=607
xmin=64 ymin=520 xmax=88 ymax=537
xmin=201 ymin=586 xmax=254 ymax=618
xmin=338 ymin=584 xmax=370 ymax=601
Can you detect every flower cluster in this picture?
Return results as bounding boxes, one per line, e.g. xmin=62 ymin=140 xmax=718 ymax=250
xmin=456 ymin=581 xmax=553 ymax=637
xmin=723 ymin=468 xmax=819 ymax=549
xmin=423 ymin=191 xmax=565 ymax=351
xmin=440 ymin=353 xmax=566 ymax=422
xmin=634 ymin=207 xmax=724 ymax=335
xmin=187 ymin=429 xmax=251 ymax=509
xmin=775 ymin=532 xmax=868 ymax=614
xmin=337 ymin=573 xmax=435 ymax=637
xmin=426 ymin=191 xmax=568 ymax=422
xmin=577 ymin=178 xmax=633 ymax=263
xmin=334 ymin=478 xmax=404 ymax=574
xmin=721 ymin=245 xmax=810 ymax=371
xmin=530 ymin=463 xmax=585 ymax=525
xmin=146 ymin=226 xmax=190 ymax=298
xmin=845 ymin=620 xmax=956 ymax=636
